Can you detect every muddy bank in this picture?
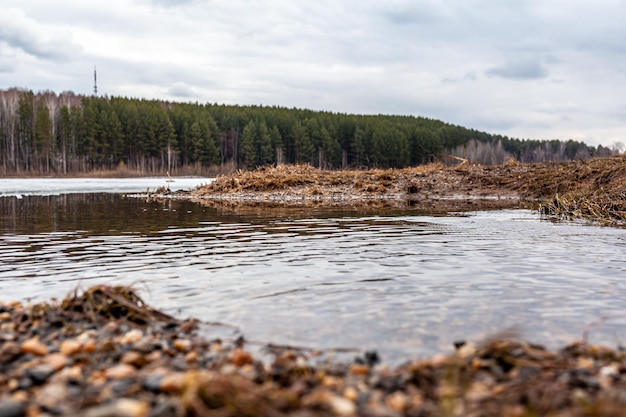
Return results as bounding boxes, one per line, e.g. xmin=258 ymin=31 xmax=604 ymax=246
xmin=155 ymin=155 xmax=625 ymax=224
xmin=1 ymin=286 xmax=626 ymax=417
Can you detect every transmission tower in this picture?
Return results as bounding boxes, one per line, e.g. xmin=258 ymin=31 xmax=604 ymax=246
xmin=93 ymin=66 xmax=98 ymax=96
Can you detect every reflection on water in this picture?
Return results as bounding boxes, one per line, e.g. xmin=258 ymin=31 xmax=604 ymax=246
xmin=1 ymin=194 xmax=625 ymax=364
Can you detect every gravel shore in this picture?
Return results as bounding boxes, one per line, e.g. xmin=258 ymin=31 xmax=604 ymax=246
xmin=2 ymin=286 xmax=626 ymax=417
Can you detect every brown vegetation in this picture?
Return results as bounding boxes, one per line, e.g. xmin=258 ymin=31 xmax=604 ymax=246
xmin=184 ymin=155 xmax=626 ymax=225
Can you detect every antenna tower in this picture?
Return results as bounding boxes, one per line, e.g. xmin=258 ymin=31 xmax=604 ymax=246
xmin=93 ymin=66 xmax=98 ymax=96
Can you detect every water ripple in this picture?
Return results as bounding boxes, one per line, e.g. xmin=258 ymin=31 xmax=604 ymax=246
xmin=1 ymin=196 xmax=626 ymax=363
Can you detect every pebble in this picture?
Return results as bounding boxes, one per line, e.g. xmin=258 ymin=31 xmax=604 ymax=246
xmin=0 ymin=342 xmax=21 ymax=364
xmin=20 ymin=337 xmax=48 ymax=356
xmin=83 ymin=398 xmax=149 ymax=417
xmin=230 ymin=349 xmax=254 ymax=366
xmin=132 ymin=338 xmax=157 ymax=354
xmin=343 ymin=386 xmax=359 ymax=402
xmin=0 ymin=399 xmax=27 ymax=417
xmin=349 ymin=364 xmax=370 ymax=376
xmin=385 ymin=391 xmax=408 ymax=413
xmin=173 ymin=338 xmax=191 ymax=352
xmin=328 ymin=394 xmax=357 ymax=416
xmin=120 ymin=329 xmax=144 ymax=345
xmin=44 ymin=352 xmax=70 ymax=371
xmin=60 ymin=340 xmax=82 ymax=356
xmin=121 ymin=351 xmax=146 ymax=368
xmin=25 ymin=365 xmax=56 ymax=385
xmin=159 ymin=373 xmax=185 ymax=392
xmin=105 ymin=364 xmax=137 ymax=380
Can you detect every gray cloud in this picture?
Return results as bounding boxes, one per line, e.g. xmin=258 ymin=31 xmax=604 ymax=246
xmin=485 ymin=59 xmax=549 ymax=80
xmin=166 ymin=82 xmax=198 ymax=98
xmin=0 ymin=8 xmax=78 ymax=62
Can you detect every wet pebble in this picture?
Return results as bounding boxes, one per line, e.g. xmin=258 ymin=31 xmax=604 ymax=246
xmin=0 ymin=399 xmax=27 ymax=417
xmin=25 ymin=364 xmax=56 ymax=385
xmin=83 ymin=398 xmax=149 ymax=417
xmin=0 ymin=342 xmax=21 ymax=364
xmin=105 ymin=364 xmax=137 ymax=380
xmin=60 ymin=340 xmax=82 ymax=356
xmin=20 ymin=337 xmax=48 ymax=356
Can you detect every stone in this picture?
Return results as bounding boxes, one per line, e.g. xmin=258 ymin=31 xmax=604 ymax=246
xmin=159 ymin=372 xmax=185 ymax=392
xmin=26 ymin=364 xmax=56 ymax=385
xmin=173 ymin=338 xmax=192 ymax=352
xmin=0 ymin=341 xmax=21 ymax=364
xmin=60 ymin=340 xmax=82 ymax=356
xmin=105 ymin=364 xmax=137 ymax=380
xmin=231 ymin=349 xmax=254 ymax=366
xmin=120 ymin=329 xmax=144 ymax=345
xmin=44 ymin=352 xmax=70 ymax=371
xmin=21 ymin=337 xmax=48 ymax=356
xmin=385 ymin=391 xmax=408 ymax=413
xmin=121 ymin=351 xmax=146 ymax=368
xmin=0 ymin=399 xmax=27 ymax=417
xmin=83 ymin=398 xmax=149 ymax=417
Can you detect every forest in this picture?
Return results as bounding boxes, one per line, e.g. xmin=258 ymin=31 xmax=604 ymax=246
xmin=0 ymin=88 xmax=618 ymax=176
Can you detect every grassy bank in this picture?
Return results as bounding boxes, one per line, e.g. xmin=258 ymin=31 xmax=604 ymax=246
xmin=187 ymin=155 xmax=626 ymax=225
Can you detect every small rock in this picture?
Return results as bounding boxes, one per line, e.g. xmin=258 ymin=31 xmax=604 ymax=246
xmin=83 ymin=339 xmax=97 ymax=353
xmin=105 ymin=364 xmax=137 ymax=380
xmin=60 ymin=340 xmax=82 ymax=356
xmin=37 ymin=382 xmax=68 ymax=411
xmin=328 ymin=394 xmax=357 ymax=416
xmin=143 ymin=375 xmax=163 ymax=392
xmin=0 ymin=399 xmax=27 ymax=417
xmin=120 ymin=329 xmax=144 ymax=345
xmin=386 ymin=391 xmax=408 ymax=413
xmin=231 ymin=349 xmax=254 ymax=366
xmin=457 ymin=342 xmax=477 ymax=360
xmin=45 ymin=352 xmax=70 ymax=371
xmin=121 ymin=351 xmax=146 ymax=368
xmin=185 ymin=351 xmax=201 ymax=363
xmin=150 ymin=401 xmax=179 ymax=417
xmin=132 ymin=338 xmax=157 ymax=354
xmin=21 ymin=337 xmax=48 ymax=356
xmin=343 ymin=386 xmax=359 ymax=402
xmin=173 ymin=338 xmax=192 ymax=352
xmin=159 ymin=372 xmax=185 ymax=392
xmin=26 ymin=364 xmax=56 ymax=385
xmin=83 ymin=398 xmax=149 ymax=417
xmin=0 ymin=342 xmax=21 ymax=364
xmin=349 ymin=364 xmax=369 ymax=376
xmin=0 ymin=312 xmax=11 ymax=321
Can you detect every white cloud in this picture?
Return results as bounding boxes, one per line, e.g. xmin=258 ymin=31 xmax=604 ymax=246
xmin=0 ymin=7 xmax=80 ymax=61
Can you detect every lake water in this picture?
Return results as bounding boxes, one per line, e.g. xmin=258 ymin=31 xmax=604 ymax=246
xmin=1 ymin=178 xmax=625 ymax=364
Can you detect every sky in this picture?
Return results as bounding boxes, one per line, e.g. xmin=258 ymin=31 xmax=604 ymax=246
xmin=1 ymin=0 xmax=625 ymax=148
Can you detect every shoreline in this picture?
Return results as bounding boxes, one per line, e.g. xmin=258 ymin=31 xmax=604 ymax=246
xmin=1 ymin=285 xmax=626 ymax=416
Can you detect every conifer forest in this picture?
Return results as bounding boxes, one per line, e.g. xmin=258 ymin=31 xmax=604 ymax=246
xmin=0 ymin=88 xmax=616 ymax=176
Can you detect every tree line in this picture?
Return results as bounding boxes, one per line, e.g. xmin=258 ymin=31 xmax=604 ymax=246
xmin=0 ymin=88 xmax=618 ymax=176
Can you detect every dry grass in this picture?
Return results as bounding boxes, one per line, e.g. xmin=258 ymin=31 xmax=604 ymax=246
xmin=60 ymin=285 xmax=175 ymax=325
xmin=190 ymin=157 xmax=626 ymax=225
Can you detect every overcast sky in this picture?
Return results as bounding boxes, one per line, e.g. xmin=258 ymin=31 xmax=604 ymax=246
xmin=1 ymin=0 xmax=625 ymax=147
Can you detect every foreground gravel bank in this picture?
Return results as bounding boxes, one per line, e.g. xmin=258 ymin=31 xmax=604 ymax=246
xmin=1 ymin=286 xmax=625 ymax=417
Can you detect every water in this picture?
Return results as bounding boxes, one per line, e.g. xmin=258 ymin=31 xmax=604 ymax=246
xmin=1 ymin=180 xmax=625 ymax=364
